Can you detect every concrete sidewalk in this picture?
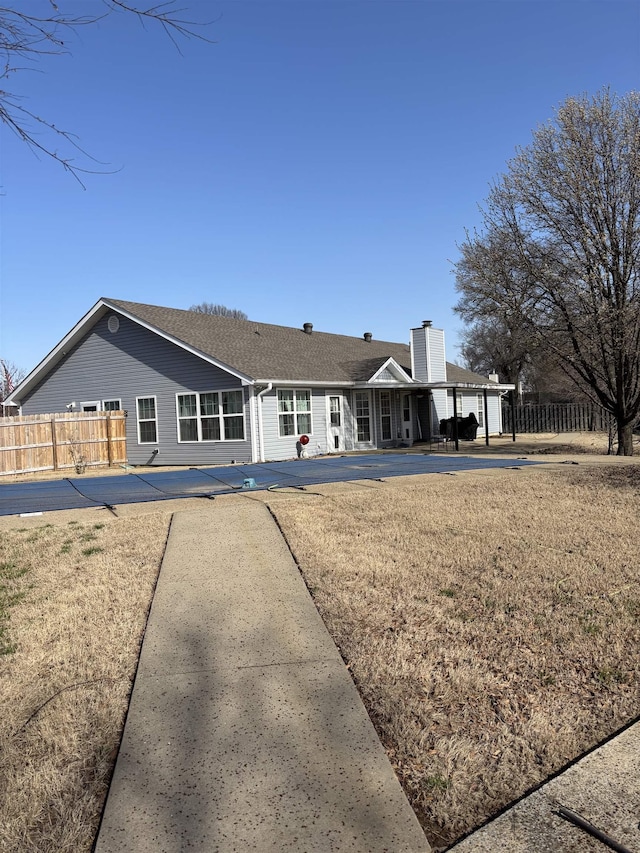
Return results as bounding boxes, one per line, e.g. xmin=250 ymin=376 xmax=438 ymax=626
xmin=94 ymin=498 xmax=430 ymax=852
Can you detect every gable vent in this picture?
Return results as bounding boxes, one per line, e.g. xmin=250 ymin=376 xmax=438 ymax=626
xmin=303 ymin=322 xmax=313 ymax=334
xmin=107 ymin=315 xmax=120 ymax=333
xmin=363 ymin=332 xmax=372 ymax=342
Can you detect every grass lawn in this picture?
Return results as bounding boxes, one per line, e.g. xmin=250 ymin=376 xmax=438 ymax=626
xmin=0 ymin=461 xmax=638 ymax=851
xmin=266 ymin=464 xmax=640 ymax=850
xmin=0 ymin=512 xmax=171 ymax=853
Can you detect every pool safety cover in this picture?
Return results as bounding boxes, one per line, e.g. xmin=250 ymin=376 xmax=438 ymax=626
xmin=0 ymin=454 xmax=539 ymax=517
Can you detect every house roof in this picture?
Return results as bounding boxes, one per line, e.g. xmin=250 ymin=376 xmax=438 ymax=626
xmin=107 ymin=299 xmax=419 ymax=383
xmin=7 ymin=298 xmax=506 ymax=405
xmin=106 ymin=299 xmax=498 ymax=387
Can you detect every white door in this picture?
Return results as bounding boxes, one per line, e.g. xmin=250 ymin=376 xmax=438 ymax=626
xmin=401 ymin=393 xmax=413 ymax=444
xmin=327 ymin=394 xmax=345 ymax=452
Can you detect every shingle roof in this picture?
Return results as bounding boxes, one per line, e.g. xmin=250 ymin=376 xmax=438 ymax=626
xmin=106 ymin=299 xmax=496 ymax=386
xmin=445 ymin=363 xmax=498 ymax=385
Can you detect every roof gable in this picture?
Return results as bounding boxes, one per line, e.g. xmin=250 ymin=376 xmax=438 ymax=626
xmin=368 ymin=357 xmax=413 ymax=384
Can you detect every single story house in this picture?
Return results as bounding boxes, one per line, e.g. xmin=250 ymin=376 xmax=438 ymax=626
xmin=7 ymin=298 xmax=514 ymax=465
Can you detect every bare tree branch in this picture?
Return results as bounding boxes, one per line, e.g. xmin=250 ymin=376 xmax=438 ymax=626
xmin=0 ymin=2 xmax=214 ymax=185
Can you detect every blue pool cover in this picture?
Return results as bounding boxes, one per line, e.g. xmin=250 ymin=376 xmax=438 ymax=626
xmin=0 ymin=454 xmax=540 ymax=517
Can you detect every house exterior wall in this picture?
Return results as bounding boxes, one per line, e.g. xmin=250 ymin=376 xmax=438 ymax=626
xmin=260 ymin=387 xmax=335 ymax=460
xmin=431 ymin=389 xmax=504 ymax=438
xmin=19 ymin=313 xmax=254 ymax=466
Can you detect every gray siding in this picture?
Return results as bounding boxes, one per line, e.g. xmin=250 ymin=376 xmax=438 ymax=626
xmin=426 ymin=328 xmax=446 ymax=381
xmin=441 ymin=390 xmax=504 ymax=437
xmin=430 ymin=389 xmax=449 ymax=434
xmin=261 ymin=387 xmax=331 ymax=460
xmin=20 ymin=313 xmax=253 ymax=465
xmin=410 ymin=326 xmax=446 ymax=383
xmin=410 ymin=328 xmax=428 ymax=382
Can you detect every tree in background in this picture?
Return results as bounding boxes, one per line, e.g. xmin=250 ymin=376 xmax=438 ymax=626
xmin=0 ymin=2 xmax=210 ymax=184
xmin=0 ymin=359 xmax=24 ymax=404
xmin=189 ymin=303 xmax=248 ymax=320
xmin=457 ymin=318 xmax=530 ymax=389
xmin=458 ymin=318 xmax=591 ymax=403
xmin=454 ymin=89 xmax=640 ymax=454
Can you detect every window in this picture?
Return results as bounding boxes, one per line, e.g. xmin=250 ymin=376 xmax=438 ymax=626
xmin=137 ymin=396 xmax=158 ymax=444
xmin=456 ymin=392 xmax=463 ymax=413
xmin=477 ymin=394 xmax=484 ymax=428
xmin=403 ymin=394 xmax=411 ymax=423
xmin=355 ymin=391 xmax=371 ymax=443
xmin=177 ymin=390 xmax=245 ymax=442
xmin=380 ymin=391 xmax=392 ymax=441
xmin=329 ymin=396 xmax=341 ymax=427
xmin=278 ymin=389 xmax=312 ymax=437
xmin=82 ymin=399 xmax=121 ymax=412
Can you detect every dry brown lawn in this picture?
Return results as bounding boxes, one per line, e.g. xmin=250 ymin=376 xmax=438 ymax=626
xmin=0 ymin=512 xmax=171 ymax=853
xmin=1 ymin=459 xmax=639 ymax=852
xmin=267 ymin=465 xmax=640 ymax=851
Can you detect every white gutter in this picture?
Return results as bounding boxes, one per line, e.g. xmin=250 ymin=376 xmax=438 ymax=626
xmin=256 ymin=382 xmax=272 ymax=462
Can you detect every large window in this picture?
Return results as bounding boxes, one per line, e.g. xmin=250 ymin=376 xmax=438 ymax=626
xmin=380 ymin=391 xmax=392 ymax=440
xmin=177 ymin=390 xmax=245 ymax=442
xmin=278 ymin=389 xmax=312 ymax=436
xmin=136 ymin=396 xmax=158 ymax=444
xmin=355 ymin=391 xmax=371 ymax=443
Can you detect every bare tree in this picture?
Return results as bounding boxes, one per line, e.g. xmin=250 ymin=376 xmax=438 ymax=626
xmin=0 ymin=358 xmax=24 ymax=403
xmin=458 ymin=318 xmax=530 ymax=387
xmin=0 ymin=2 xmax=211 ymax=185
xmin=454 ymin=89 xmax=640 ymax=454
xmin=189 ymin=303 xmax=248 ymax=320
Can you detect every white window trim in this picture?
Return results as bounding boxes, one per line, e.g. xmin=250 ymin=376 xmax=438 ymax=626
xmin=477 ymin=393 xmax=485 ymax=428
xmin=175 ymin=390 xmax=246 ymax=443
xmin=354 ymin=389 xmax=373 ymax=445
xmin=328 ymin=394 xmax=342 ymax=428
xmin=136 ymin=395 xmax=158 ymax=445
xmin=277 ymin=388 xmax=313 ymax=438
xmin=81 ymin=400 xmax=101 ymax=411
xmin=102 ymin=398 xmax=122 ymax=411
xmin=380 ymin=390 xmax=392 ymax=441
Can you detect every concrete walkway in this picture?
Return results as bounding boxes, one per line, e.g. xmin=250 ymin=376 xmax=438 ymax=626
xmin=448 ymin=720 xmax=640 ymax=853
xmin=94 ymin=498 xmax=431 ymax=852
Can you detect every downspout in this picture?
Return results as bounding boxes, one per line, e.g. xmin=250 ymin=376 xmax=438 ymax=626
xmin=452 ymin=388 xmax=459 ymax=451
xmin=483 ymin=388 xmax=489 ymax=446
xmin=256 ymin=383 xmax=272 ymax=462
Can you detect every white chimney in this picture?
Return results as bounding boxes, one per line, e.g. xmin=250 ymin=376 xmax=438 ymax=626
xmin=410 ymin=323 xmax=446 ymax=382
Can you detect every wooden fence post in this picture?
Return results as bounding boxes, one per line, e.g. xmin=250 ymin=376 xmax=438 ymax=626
xmin=106 ymin=413 xmax=113 ymax=467
xmin=51 ymin=417 xmax=59 ymax=471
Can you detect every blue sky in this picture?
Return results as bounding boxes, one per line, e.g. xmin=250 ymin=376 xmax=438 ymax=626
xmin=1 ymin=0 xmax=639 ymax=375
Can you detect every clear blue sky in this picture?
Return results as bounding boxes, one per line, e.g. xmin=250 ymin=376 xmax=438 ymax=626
xmin=1 ymin=0 xmax=639 ymax=375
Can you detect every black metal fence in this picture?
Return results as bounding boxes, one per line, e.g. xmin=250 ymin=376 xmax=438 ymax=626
xmin=502 ymin=402 xmax=614 ymax=434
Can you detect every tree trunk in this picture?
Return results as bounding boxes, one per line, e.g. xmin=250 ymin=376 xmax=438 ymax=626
xmin=617 ymin=421 xmax=634 ymax=456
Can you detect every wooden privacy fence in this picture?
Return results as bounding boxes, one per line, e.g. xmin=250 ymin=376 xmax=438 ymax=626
xmin=502 ymin=402 xmax=614 ymax=434
xmin=0 ymin=411 xmax=127 ymax=476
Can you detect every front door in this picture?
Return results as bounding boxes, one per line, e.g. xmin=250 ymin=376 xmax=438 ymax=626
xmin=401 ymin=393 xmax=413 ymax=444
xmin=327 ymin=394 xmax=345 ymax=452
